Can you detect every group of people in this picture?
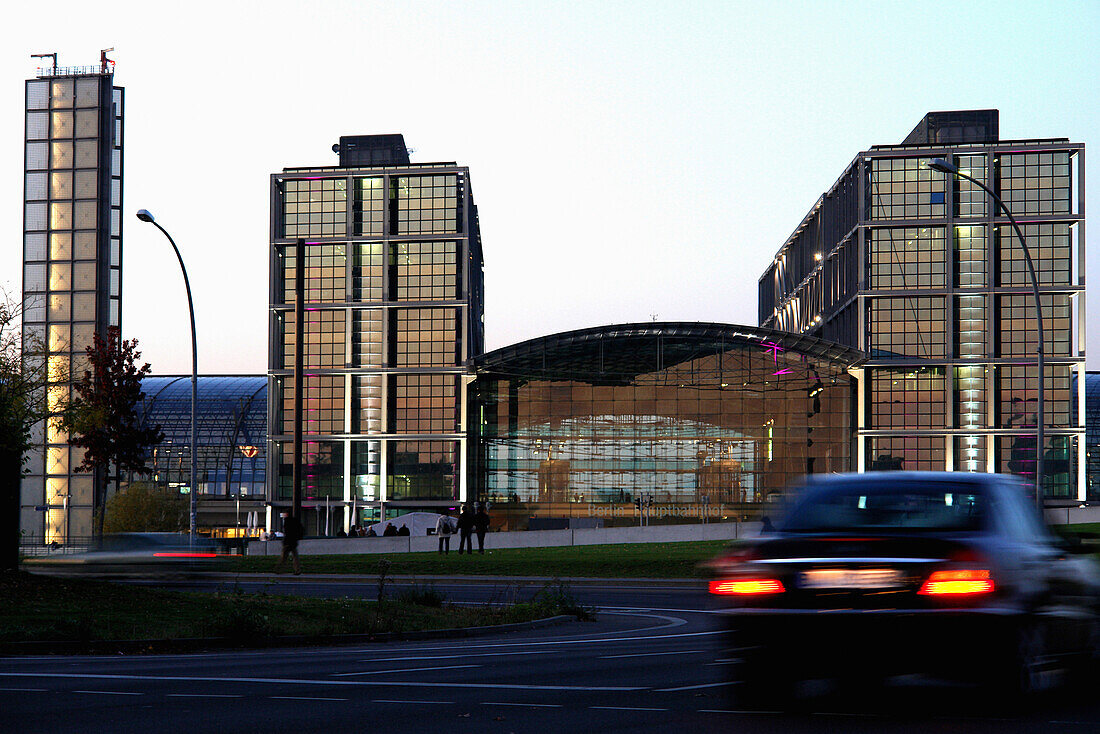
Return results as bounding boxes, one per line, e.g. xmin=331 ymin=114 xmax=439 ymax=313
xmin=336 ymin=523 xmax=411 ymax=537
xmin=435 ymin=503 xmax=490 ymax=554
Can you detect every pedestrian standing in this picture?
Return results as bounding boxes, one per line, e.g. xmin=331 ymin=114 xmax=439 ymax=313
xmin=456 ymin=504 xmax=475 ymax=554
xmin=276 ymin=512 xmax=303 ymax=575
xmin=474 ymin=503 xmax=491 ymax=554
xmin=435 ymin=510 xmax=455 ymax=554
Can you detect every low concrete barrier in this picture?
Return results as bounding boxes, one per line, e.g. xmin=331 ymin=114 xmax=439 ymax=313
xmin=246 ymin=521 xmax=755 ymax=557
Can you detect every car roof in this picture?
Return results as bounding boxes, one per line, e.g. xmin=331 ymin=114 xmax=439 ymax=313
xmin=803 ymin=471 xmax=1024 ymax=492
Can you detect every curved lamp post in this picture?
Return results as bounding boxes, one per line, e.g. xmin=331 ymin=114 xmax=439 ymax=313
xmin=136 ymin=209 xmax=199 ymax=538
xmin=927 ymin=159 xmax=1044 ymax=510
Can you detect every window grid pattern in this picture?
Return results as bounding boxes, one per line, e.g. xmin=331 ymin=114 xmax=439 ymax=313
xmin=956 ymin=365 xmax=987 ymax=430
xmin=394 ymin=242 xmax=458 ymax=301
xmin=353 ymin=177 xmax=384 ymax=236
xmin=352 ymin=309 xmax=383 ymax=368
xmin=996 ymin=294 xmax=1072 ymax=358
xmin=956 ymin=295 xmax=986 ymax=359
xmin=996 ymin=223 xmax=1072 ymax=287
xmin=392 ymin=374 xmax=459 ymax=434
xmin=277 ymin=441 xmax=344 ymax=499
xmin=955 ymin=435 xmax=987 ymax=473
xmin=867 ymin=436 xmax=946 ymax=472
xmin=351 ymin=440 xmax=381 ymax=501
xmin=867 ymin=157 xmax=947 ymax=220
xmin=395 ymin=308 xmax=459 ymax=367
xmin=281 ymin=309 xmax=346 ymax=369
xmin=866 ymin=297 xmax=946 ymax=358
xmin=354 ymin=375 xmax=384 ymax=435
xmin=997 ymin=435 xmax=1077 ymax=499
xmin=868 ymin=368 xmax=946 ymax=429
xmin=353 ymin=243 xmax=384 ymax=301
xmin=282 ymin=243 xmax=346 ymax=304
xmin=998 ymin=364 xmax=1072 ymax=429
xmin=996 ymin=152 xmax=1071 ymax=216
xmin=867 ymin=227 xmax=946 ymax=289
xmin=954 ymin=155 xmax=988 ymax=218
xmin=281 ymin=375 xmax=345 ymax=435
xmin=392 ymin=175 xmax=459 ymax=234
xmin=954 ymin=225 xmax=987 ymax=288
xmin=388 ymin=441 xmax=458 ymax=501
xmin=282 ymin=178 xmax=347 ymax=238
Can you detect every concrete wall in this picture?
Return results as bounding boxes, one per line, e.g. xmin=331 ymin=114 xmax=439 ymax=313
xmin=247 ymin=521 xmax=754 ymax=557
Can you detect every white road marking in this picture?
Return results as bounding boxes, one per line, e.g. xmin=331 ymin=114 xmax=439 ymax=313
xmin=655 ymin=680 xmax=736 ymax=692
xmin=361 ymin=650 xmax=560 ymax=663
xmin=699 ymin=709 xmax=781 ymax=715
xmin=374 ymin=699 xmax=454 ymax=705
xmin=166 ymin=694 xmax=243 ymax=699
xmin=591 ymin=705 xmax=668 ymax=712
xmin=72 ymin=690 xmax=143 ymax=696
xmin=481 ymin=702 xmax=563 ymax=708
xmin=1 ymin=671 xmax=643 ymax=692
xmin=332 ymin=664 xmax=480 ymax=677
xmin=271 ymin=696 xmax=347 ymax=702
xmin=0 ymin=687 xmax=47 ymax=692
xmin=601 ymin=649 xmax=706 ymax=660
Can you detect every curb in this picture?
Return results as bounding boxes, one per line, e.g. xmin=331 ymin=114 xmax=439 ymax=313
xmin=0 ymin=615 xmax=574 ymax=657
xmin=202 ymin=573 xmax=705 ymax=588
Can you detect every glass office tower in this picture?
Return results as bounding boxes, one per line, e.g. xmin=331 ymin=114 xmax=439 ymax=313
xmin=759 ymin=111 xmax=1086 ymax=500
xmin=268 ymin=135 xmax=484 ymax=533
xmin=21 ymin=59 xmax=124 ymax=544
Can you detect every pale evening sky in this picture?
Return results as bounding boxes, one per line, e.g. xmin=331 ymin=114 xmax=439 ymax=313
xmin=2 ymin=0 xmax=1098 ymax=374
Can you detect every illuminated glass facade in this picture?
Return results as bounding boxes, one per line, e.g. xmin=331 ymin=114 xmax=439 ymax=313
xmin=470 ymin=324 xmax=860 ymax=529
xmin=269 ymin=135 xmax=484 ymax=529
xmin=20 ymin=62 xmax=124 ymax=544
xmin=759 ymin=110 xmax=1086 ymax=500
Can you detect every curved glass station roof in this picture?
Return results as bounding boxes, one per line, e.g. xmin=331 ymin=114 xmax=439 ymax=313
xmin=138 ymin=376 xmax=267 ymax=496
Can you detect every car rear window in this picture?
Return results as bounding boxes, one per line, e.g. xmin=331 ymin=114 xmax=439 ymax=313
xmin=780 ymin=482 xmax=986 ymax=532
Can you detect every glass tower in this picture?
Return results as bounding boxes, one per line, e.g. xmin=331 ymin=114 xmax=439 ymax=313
xmin=758 ymin=111 xmax=1086 ymax=500
xmin=268 ymin=135 xmax=484 ymax=533
xmin=21 ymin=58 xmax=124 ymax=544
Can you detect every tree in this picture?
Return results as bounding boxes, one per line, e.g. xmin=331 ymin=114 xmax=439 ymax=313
xmin=102 ymin=481 xmax=187 ymax=533
xmin=58 ymin=327 xmax=165 ymax=539
xmin=0 ymin=295 xmax=48 ymax=572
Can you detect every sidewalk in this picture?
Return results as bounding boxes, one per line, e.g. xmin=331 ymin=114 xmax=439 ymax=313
xmin=202 ymin=572 xmax=704 ymax=588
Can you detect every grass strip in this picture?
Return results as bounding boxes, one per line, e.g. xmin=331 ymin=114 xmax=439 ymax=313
xmin=226 ymin=540 xmax=731 ymax=578
xmin=0 ymin=571 xmax=583 ymax=646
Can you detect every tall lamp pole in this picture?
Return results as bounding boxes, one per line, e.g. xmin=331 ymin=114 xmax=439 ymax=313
xmin=928 ymin=159 xmax=1044 ymax=511
xmin=136 ymin=209 xmax=199 ymax=538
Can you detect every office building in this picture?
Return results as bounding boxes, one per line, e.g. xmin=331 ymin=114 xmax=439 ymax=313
xmin=269 ymin=135 xmax=484 ymax=532
xmin=20 ymin=55 xmax=124 ymax=544
xmin=758 ymin=110 xmax=1086 ymax=499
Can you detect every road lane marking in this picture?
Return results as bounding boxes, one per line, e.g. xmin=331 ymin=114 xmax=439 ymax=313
xmin=271 ymin=696 xmax=347 ymax=702
xmin=482 ymin=702 xmax=563 ymax=708
xmin=601 ymin=649 xmax=707 ymax=660
xmin=655 ymin=680 xmax=736 ymax=692
xmin=591 ymin=705 xmax=668 ymax=712
xmin=72 ymin=690 xmax=143 ymax=696
xmin=1 ymin=672 xmax=643 ymax=692
xmin=166 ymin=694 xmax=243 ymax=699
xmin=0 ymin=687 xmax=47 ymax=692
xmin=374 ymin=699 xmax=454 ymax=705
xmin=699 ymin=709 xmax=781 ymax=715
xmin=332 ymin=664 xmax=480 ymax=677
xmin=361 ymin=650 xmax=560 ymax=663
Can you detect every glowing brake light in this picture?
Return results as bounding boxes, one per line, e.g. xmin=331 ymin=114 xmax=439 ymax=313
xmin=918 ymin=569 xmax=993 ymax=596
xmin=709 ymin=578 xmax=785 ymax=596
xmin=153 ymin=552 xmax=219 ymax=558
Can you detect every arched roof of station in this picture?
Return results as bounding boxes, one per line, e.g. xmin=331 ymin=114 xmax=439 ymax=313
xmin=139 ymin=375 xmax=267 ymax=447
xmin=473 ymin=322 xmax=865 ymax=382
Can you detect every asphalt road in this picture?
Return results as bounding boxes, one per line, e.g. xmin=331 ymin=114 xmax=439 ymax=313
xmin=4 ymin=578 xmax=1100 ymax=733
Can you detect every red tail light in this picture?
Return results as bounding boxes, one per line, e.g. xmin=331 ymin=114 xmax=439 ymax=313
xmin=709 ymin=578 xmax=785 ymax=596
xmin=918 ymin=569 xmax=994 ymax=596
xmin=153 ymin=552 xmax=220 ymax=558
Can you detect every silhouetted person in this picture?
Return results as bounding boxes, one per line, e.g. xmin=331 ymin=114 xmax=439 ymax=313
xmin=436 ymin=510 xmax=455 ymax=553
xmin=474 ymin=503 xmax=491 ymax=554
xmin=397 ymin=524 xmax=410 ymax=536
xmin=365 ymin=526 xmax=377 ymax=537
xmin=276 ymin=512 xmax=303 ymax=575
xmin=760 ymin=516 xmax=775 ymax=535
xmin=456 ymin=504 xmax=475 ymax=554
xmin=383 ymin=523 xmax=398 ymax=537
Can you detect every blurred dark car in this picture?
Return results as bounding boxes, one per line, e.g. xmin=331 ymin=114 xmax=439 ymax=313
xmin=708 ymin=472 xmax=1100 ymax=703
xmin=23 ymin=532 xmax=227 ymax=578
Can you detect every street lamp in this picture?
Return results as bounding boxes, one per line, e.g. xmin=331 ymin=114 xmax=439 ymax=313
xmin=136 ymin=209 xmax=200 ymax=539
xmin=927 ymin=158 xmax=1045 ymax=510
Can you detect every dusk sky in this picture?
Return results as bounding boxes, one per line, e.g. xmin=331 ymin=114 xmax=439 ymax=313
xmin=2 ymin=0 xmax=1098 ymax=374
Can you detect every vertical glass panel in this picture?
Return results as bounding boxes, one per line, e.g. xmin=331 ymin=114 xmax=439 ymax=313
xmin=74 ymin=139 xmax=98 ymax=168
xmin=48 ymin=324 xmax=70 ymax=352
xmin=955 ymin=295 xmax=986 ymax=358
xmin=109 ymin=298 xmax=119 ymax=327
xmin=75 ymin=78 xmax=99 ymax=106
xmin=74 ymin=169 xmax=97 ymax=198
xmin=955 ymin=365 xmax=986 ymax=429
xmin=996 ymin=223 xmax=1072 ymax=287
xmin=866 ymin=157 xmax=947 ymax=220
xmin=26 ymin=111 xmax=48 ymax=139
xmin=50 ymin=80 xmax=74 ymax=107
xmin=50 ymin=110 xmax=73 ymax=138
xmin=867 ymin=436 xmax=946 ymax=471
xmin=75 ymin=108 xmax=98 ymax=137
xmin=72 ymin=323 xmax=95 ymax=352
xmin=23 ymin=296 xmax=46 ymax=324
xmin=24 ymin=263 xmax=46 ymax=292
xmin=954 ymin=225 xmax=987 ymax=288
xmin=110 ymin=178 xmax=120 ymax=206
xmin=110 ymin=269 xmax=120 ymax=297
xmin=46 ymin=446 xmax=68 ymax=475
xmin=26 ymin=172 xmax=47 ymax=200
xmin=996 ymin=151 xmax=1072 ymax=216
xmin=955 ymin=435 xmax=987 ymax=473
xmin=866 ymin=227 xmax=946 ymax=289
xmin=868 ymin=367 xmax=946 ymax=429
xmin=49 ymin=170 xmax=72 ymax=199
xmin=74 ymin=201 xmax=97 ymax=229
xmin=26 ymin=80 xmax=49 ymax=110
xmin=74 ymin=232 xmax=97 ymax=259
xmin=49 ymin=202 xmax=72 ymax=230
xmin=47 ymin=292 xmax=70 ymax=320
xmin=24 ymin=233 xmax=47 ymax=262
xmin=46 ymin=417 xmax=68 ymax=444
xmin=955 ymin=154 xmax=988 ymax=217
xmin=25 ymin=142 xmax=48 ymax=169
xmin=72 ymin=261 xmax=96 ymax=290
xmin=73 ymin=291 xmax=96 ymax=319
xmin=51 ymin=141 xmax=73 ymax=168
xmin=25 ymin=202 xmax=47 ymax=230
xmin=49 ymin=232 xmax=72 ymax=260
xmin=110 ymin=239 xmax=120 ymax=267
xmin=49 ymin=262 xmax=71 ymax=291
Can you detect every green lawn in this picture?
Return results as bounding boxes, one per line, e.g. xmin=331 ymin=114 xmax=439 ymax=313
xmin=0 ymin=571 xmax=584 ymax=649
xmin=228 ymin=540 xmax=730 ymax=578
